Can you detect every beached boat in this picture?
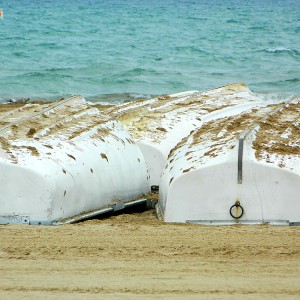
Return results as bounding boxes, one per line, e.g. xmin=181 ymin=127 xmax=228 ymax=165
xmin=158 ymin=96 xmax=300 ymax=225
xmin=0 ymin=96 xmax=150 ymax=225
xmin=102 ymin=83 xmax=267 ymax=187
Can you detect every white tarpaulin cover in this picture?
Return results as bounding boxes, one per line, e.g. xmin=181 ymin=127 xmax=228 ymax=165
xmin=157 ymin=93 xmax=300 ymax=225
xmin=104 ymin=83 xmax=267 ymax=187
xmin=0 ymin=96 xmax=150 ymax=224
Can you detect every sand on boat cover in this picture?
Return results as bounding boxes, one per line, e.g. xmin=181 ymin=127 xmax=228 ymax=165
xmin=0 ymin=210 xmax=299 ymax=300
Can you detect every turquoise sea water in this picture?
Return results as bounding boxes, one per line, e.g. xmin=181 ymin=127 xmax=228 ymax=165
xmin=1 ymin=0 xmax=300 ymax=103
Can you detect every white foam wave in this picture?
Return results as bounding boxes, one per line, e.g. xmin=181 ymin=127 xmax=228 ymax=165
xmin=255 ymin=92 xmax=299 ymax=103
xmin=265 ymin=47 xmax=293 ymax=53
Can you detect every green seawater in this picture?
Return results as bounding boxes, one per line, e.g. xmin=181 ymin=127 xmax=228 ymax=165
xmin=1 ymin=0 xmax=299 ymax=103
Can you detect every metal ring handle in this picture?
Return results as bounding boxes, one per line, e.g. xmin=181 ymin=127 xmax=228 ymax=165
xmin=229 ymin=203 xmax=244 ymax=219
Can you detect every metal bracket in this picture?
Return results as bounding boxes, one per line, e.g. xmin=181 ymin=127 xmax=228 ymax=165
xmin=151 ymin=185 xmax=159 ymax=192
xmin=53 ymin=198 xmax=151 ymax=225
xmin=124 ymin=198 xmax=148 ymax=208
xmin=112 ymin=201 xmax=125 ymax=211
xmin=0 ymin=215 xmax=30 ymax=225
xmin=186 ymin=220 xmax=290 ymax=226
xmin=289 ymin=222 xmax=300 ymax=226
xmin=237 ymin=137 xmax=244 ymax=184
xmin=52 ymin=207 xmax=114 ymax=225
xmin=155 ymin=203 xmax=164 ymax=221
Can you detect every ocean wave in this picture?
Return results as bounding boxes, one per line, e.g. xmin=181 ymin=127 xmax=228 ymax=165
xmin=255 ymin=92 xmax=299 ymax=103
xmin=116 ymin=68 xmax=160 ymax=77
xmin=248 ymin=26 xmax=266 ymax=30
xmin=174 ymin=46 xmax=208 ymax=55
xmin=251 ymin=78 xmax=300 ymax=95
xmin=284 ymin=78 xmax=300 ymax=83
xmin=0 ymin=93 xmax=69 ymax=103
xmin=45 ymin=67 xmax=77 ymax=72
xmin=226 ymin=19 xmax=240 ymax=24
xmin=87 ymin=93 xmax=153 ymax=105
xmin=12 ymin=52 xmax=30 ymax=58
xmin=263 ymin=47 xmax=299 ymax=54
xmin=211 ymin=72 xmax=226 ymax=76
xmin=14 ymin=71 xmax=74 ymax=80
xmin=187 ymin=16 xmax=208 ymax=21
xmin=3 ymin=36 xmax=28 ymax=41
xmin=35 ymin=42 xmax=65 ymax=49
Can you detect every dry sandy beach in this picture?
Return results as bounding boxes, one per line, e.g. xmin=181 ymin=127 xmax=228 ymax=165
xmin=0 ymin=207 xmax=299 ymax=300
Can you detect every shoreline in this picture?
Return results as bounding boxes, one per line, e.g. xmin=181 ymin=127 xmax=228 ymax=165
xmin=0 ymin=89 xmax=299 ymax=107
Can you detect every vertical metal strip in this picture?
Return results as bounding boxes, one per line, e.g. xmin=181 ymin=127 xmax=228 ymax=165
xmin=238 ymin=138 xmax=244 ymax=184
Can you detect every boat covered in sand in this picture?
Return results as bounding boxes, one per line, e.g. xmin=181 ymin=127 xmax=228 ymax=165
xmin=157 ymin=96 xmax=300 ymax=225
xmin=1 ymin=83 xmax=298 ymax=226
xmin=102 ymin=83 xmax=268 ymax=187
xmin=0 ymin=96 xmax=150 ymax=225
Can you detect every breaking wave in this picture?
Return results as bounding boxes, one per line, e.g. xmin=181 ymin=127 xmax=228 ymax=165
xmin=263 ymin=47 xmax=299 ymax=54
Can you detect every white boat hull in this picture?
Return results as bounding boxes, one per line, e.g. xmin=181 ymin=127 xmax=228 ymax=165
xmin=0 ymin=96 xmax=150 ymax=224
xmin=103 ymin=83 xmax=265 ymax=186
xmin=160 ymin=145 xmax=300 ymax=225
xmin=158 ymin=93 xmax=300 ymax=225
